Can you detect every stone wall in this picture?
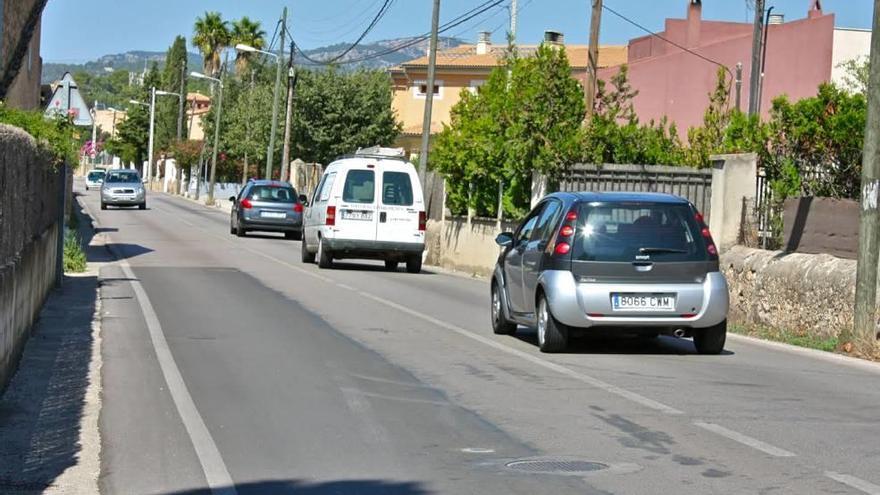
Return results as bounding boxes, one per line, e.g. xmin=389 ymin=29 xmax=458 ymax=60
xmin=425 ymin=217 xmax=517 ymax=278
xmin=0 ymin=123 xmax=62 ymax=390
xmin=721 ymin=246 xmax=856 ymax=340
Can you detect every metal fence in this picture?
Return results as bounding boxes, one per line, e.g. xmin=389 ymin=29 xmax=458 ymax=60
xmin=554 ymin=163 xmax=714 ymax=220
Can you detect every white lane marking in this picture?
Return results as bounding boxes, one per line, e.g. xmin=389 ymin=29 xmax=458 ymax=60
xmin=694 ymin=422 xmax=796 ymax=458
xmin=728 ymin=333 xmax=880 ymax=376
xmin=826 ymin=472 xmax=880 ymax=495
xmin=153 ymin=196 xmax=684 ymax=415
xmin=461 ymin=448 xmax=495 ymax=454
xmin=83 ymin=201 xmax=237 ymax=495
xmin=339 ymin=387 xmax=449 ymax=407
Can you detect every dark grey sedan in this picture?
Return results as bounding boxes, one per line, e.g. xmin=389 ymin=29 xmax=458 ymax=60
xmin=229 ymin=180 xmax=305 ymax=240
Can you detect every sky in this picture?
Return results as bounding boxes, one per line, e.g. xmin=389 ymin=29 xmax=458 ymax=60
xmin=41 ymin=0 xmax=874 ymax=63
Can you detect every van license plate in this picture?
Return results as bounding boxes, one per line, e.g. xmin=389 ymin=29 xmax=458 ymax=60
xmin=342 ymin=210 xmax=373 ymax=221
xmin=611 ymin=294 xmax=676 ymax=311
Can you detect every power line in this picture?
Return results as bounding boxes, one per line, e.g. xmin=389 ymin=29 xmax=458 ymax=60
xmin=294 ymin=0 xmax=397 ymax=65
xmin=295 ymin=0 xmax=507 ymax=66
xmin=489 ymin=0 xmax=535 ymax=35
xmin=602 ymin=3 xmax=730 ymax=75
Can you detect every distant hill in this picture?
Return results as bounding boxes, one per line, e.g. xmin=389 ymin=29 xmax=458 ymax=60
xmin=42 ymin=37 xmax=467 ymax=83
xmin=42 ymin=51 xmax=204 ymax=84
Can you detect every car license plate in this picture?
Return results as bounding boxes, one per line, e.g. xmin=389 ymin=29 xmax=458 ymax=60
xmin=260 ymin=211 xmax=286 ymax=219
xmin=611 ymin=294 xmax=676 ymax=311
xmin=342 ymin=210 xmax=372 ymax=221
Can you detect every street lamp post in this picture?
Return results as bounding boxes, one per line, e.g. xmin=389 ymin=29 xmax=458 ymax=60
xmin=190 ymin=71 xmax=224 ymax=205
xmin=131 ymin=88 xmax=182 ymax=189
xmin=235 ymin=41 xmax=283 ymax=180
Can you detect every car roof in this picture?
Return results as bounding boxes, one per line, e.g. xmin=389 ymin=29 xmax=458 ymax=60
xmin=547 ymin=191 xmax=691 ymax=204
xmin=246 ymin=179 xmax=294 ymax=187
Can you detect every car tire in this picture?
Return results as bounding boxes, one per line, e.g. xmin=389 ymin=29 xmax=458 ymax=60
xmin=85 ymin=186 xmax=89 ymax=191
xmin=491 ymin=280 xmax=517 ymax=335
xmin=694 ymin=320 xmax=727 ymax=355
xmin=285 ymin=231 xmax=302 ymax=241
xmin=139 ymin=202 xmax=146 ymax=210
xmin=384 ymin=260 xmax=399 ymax=271
xmin=301 ymin=236 xmax=316 ymax=263
xmin=100 ymin=202 xmax=107 ymax=210
xmin=317 ymin=237 xmax=333 ymax=269
xmin=537 ymin=294 xmax=568 ymax=353
xmin=236 ymin=225 xmax=246 ymax=237
xmin=405 ymin=255 xmax=422 ymax=274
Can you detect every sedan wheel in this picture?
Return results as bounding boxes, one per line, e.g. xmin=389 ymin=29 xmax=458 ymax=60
xmin=537 ymin=295 xmax=568 ymax=353
xmin=491 ymin=282 xmax=517 ymax=335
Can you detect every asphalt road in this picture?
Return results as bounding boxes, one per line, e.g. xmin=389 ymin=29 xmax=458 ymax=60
xmin=79 ymin=185 xmax=880 ymax=495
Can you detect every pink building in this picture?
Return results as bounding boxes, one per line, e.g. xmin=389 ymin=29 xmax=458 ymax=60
xmin=598 ymin=0 xmax=869 ymax=136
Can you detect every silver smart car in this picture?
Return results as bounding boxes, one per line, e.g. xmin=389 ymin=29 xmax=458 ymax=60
xmin=491 ymin=192 xmax=729 ymax=354
xmin=101 ymin=169 xmax=146 ymax=210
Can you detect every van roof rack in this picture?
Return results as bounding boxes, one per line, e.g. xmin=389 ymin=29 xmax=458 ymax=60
xmin=335 ymin=146 xmax=408 ymax=162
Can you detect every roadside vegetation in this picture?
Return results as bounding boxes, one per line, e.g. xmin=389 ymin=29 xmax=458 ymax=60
xmin=0 ymin=103 xmax=79 ymax=164
xmin=63 ymin=230 xmax=87 ymax=273
xmin=730 ymin=323 xmax=840 ymax=354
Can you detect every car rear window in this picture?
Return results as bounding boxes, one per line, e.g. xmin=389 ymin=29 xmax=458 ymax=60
xmin=106 ymin=172 xmax=139 ymax=183
xmin=342 ymin=170 xmax=375 ymax=204
xmin=382 ymin=171 xmax=413 ymax=205
xmin=87 ymin=171 xmax=105 ymax=180
xmin=573 ymin=202 xmax=710 ymax=262
xmin=248 ymin=185 xmax=296 ymax=203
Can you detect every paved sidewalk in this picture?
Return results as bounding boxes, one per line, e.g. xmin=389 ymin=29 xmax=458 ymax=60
xmin=0 ymin=192 xmax=106 ymax=494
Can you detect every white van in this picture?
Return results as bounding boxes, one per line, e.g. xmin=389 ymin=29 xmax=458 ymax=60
xmin=301 ymin=147 xmax=426 ymax=273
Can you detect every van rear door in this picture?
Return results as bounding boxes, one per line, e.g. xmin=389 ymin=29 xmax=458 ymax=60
xmin=375 ymin=165 xmax=424 ymax=245
xmin=336 ymin=167 xmax=379 ymax=241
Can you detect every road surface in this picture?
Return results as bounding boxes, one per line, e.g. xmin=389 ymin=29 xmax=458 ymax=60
xmin=78 ymin=186 xmax=880 ymax=495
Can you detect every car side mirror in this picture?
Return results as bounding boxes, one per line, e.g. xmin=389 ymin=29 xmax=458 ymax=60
xmin=495 ymin=232 xmax=514 ymax=247
xmin=298 ymin=194 xmax=309 ymax=206
xmin=228 ymin=196 xmax=237 ymax=203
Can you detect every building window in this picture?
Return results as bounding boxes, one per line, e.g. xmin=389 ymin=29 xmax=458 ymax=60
xmin=413 ymin=80 xmax=443 ymax=100
xmin=469 ymin=80 xmax=486 ymax=94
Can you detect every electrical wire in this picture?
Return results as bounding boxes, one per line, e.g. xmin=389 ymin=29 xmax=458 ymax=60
xmin=295 ymin=0 xmax=396 ymax=65
xmin=267 ymin=18 xmax=283 ymax=52
xmin=294 ymin=0 xmax=507 ymax=66
xmin=489 ymin=0 xmax=535 ymax=36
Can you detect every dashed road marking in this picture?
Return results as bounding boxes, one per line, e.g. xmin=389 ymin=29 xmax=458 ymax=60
xmin=694 ymin=422 xmax=796 ymax=458
xmin=825 ymin=472 xmax=880 ymax=495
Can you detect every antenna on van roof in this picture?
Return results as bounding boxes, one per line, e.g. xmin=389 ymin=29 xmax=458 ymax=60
xmin=355 ymin=146 xmax=406 ymax=158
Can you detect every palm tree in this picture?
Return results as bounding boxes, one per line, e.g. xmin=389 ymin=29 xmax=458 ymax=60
xmin=193 ymin=11 xmax=230 ymax=76
xmin=232 ymin=17 xmax=267 ymax=74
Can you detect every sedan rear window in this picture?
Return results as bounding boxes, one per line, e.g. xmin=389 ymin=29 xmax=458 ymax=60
xmin=342 ymin=170 xmax=375 ymax=204
xmin=105 ymin=172 xmax=140 ymax=183
xmin=248 ymin=186 xmax=296 ymax=203
xmin=573 ymin=202 xmax=710 ymax=262
xmin=87 ymin=171 xmax=105 ymax=181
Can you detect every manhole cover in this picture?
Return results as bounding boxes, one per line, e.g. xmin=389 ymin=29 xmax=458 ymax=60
xmin=506 ymin=458 xmax=609 ymax=474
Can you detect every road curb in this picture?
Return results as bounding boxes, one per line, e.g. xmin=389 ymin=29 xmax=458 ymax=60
xmin=727 ymin=332 xmax=880 ymax=375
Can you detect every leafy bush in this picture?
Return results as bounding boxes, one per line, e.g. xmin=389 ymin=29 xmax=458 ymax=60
xmin=63 ymin=230 xmax=87 ymax=273
xmin=0 ymin=103 xmax=78 ymax=164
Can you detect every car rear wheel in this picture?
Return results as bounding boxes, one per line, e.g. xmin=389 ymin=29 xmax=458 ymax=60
xmin=537 ymin=294 xmax=568 ymax=353
xmin=317 ymin=237 xmax=333 ymax=269
xmin=101 ymin=202 xmax=107 ymax=210
xmin=301 ymin=236 xmax=316 ymax=263
xmin=694 ymin=320 xmax=727 ymax=355
xmin=236 ymin=225 xmax=246 ymax=237
xmin=405 ymin=255 xmax=422 ymax=274
xmin=139 ymin=202 xmax=146 ymax=210
xmin=491 ymin=281 xmax=517 ymax=335
xmin=384 ymin=260 xmax=399 ymax=271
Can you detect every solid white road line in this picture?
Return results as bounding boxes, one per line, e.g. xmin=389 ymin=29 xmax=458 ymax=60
xmin=728 ymin=333 xmax=880 ymax=376
xmin=694 ymin=422 xmax=796 ymax=458
xmin=84 ymin=201 xmax=237 ymax=495
xmin=825 ymin=472 xmax=880 ymax=495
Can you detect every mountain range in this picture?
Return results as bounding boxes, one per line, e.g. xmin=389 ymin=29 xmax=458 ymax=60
xmin=42 ymin=37 xmax=466 ymax=84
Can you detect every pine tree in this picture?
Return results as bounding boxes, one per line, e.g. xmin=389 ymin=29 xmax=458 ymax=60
xmin=156 ymin=36 xmax=188 ymax=152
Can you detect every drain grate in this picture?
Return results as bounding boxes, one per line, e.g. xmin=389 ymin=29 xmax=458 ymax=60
xmin=506 ymin=458 xmax=608 ymax=474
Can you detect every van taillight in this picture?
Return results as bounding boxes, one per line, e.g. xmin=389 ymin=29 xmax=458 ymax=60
xmin=240 ymin=198 xmax=253 ymax=209
xmin=696 ymin=212 xmax=717 ymax=256
xmin=418 ymin=211 xmax=426 ymax=231
xmin=326 ymin=206 xmax=336 ymax=226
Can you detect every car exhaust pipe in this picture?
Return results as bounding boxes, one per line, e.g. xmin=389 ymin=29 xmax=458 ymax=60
xmin=672 ymin=328 xmax=686 ymax=338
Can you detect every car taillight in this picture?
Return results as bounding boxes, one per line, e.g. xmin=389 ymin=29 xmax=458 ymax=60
xmin=240 ymin=198 xmax=253 ymax=209
xmin=418 ymin=211 xmax=426 ymax=231
xmin=294 ymin=203 xmax=304 ymax=213
xmin=696 ymin=212 xmax=718 ymax=256
xmin=550 ymin=208 xmax=578 ymax=256
xmin=326 ymin=205 xmax=336 ymax=226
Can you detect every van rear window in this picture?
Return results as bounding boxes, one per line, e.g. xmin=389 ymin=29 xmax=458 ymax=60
xmin=382 ymin=172 xmax=413 ymax=205
xmin=343 ymin=170 xmax=375 ymax=203
xmin=573 ymin=202 xmax=710 ymax=262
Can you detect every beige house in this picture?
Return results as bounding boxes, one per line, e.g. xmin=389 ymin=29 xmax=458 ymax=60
xmin=186 ymin=92 xmax=211 ymax=141
xmin=388 ymin=31 xmax=628 ymax=153
xmin=94 ymin=108 xmax=126 ymax=138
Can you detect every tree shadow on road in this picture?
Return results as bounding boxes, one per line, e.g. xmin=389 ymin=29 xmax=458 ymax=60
xmin=157 ymin=479 xmax=432 ymax=495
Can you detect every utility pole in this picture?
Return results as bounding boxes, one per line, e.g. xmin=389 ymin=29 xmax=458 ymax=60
xmin=584 ymin=0 xmax=603 ymax=119
xmin=147 ymin=87 xmax=156 ymax=188
xmin=91 ymin=100 xmax=98 ymax=169
xmin=244 ymin=70 xmax=255 ymax=186
xmin=266 ymin=6 xmax=287 ymax=180
xmin=756 ymin=6 xmax=774 ymax=115
xmin=748 ymin=0 xmax=765 ymax=116
xmin=735 ymin=62 xmax=743 ymax=112
xmin=418 ymin=0 xmax=441 ymax=184
xmin=852 ymin=0 xmax=880 ymax=349
xmin=281 ymin=40 xmax=296 ymax=183
xmin=177 ymin=63 xmax=186 ymax=140
xmin=206 ymin=77 xmax=224 ymax=206
xmin=510 ymin=0 xmax=518 ymax=41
